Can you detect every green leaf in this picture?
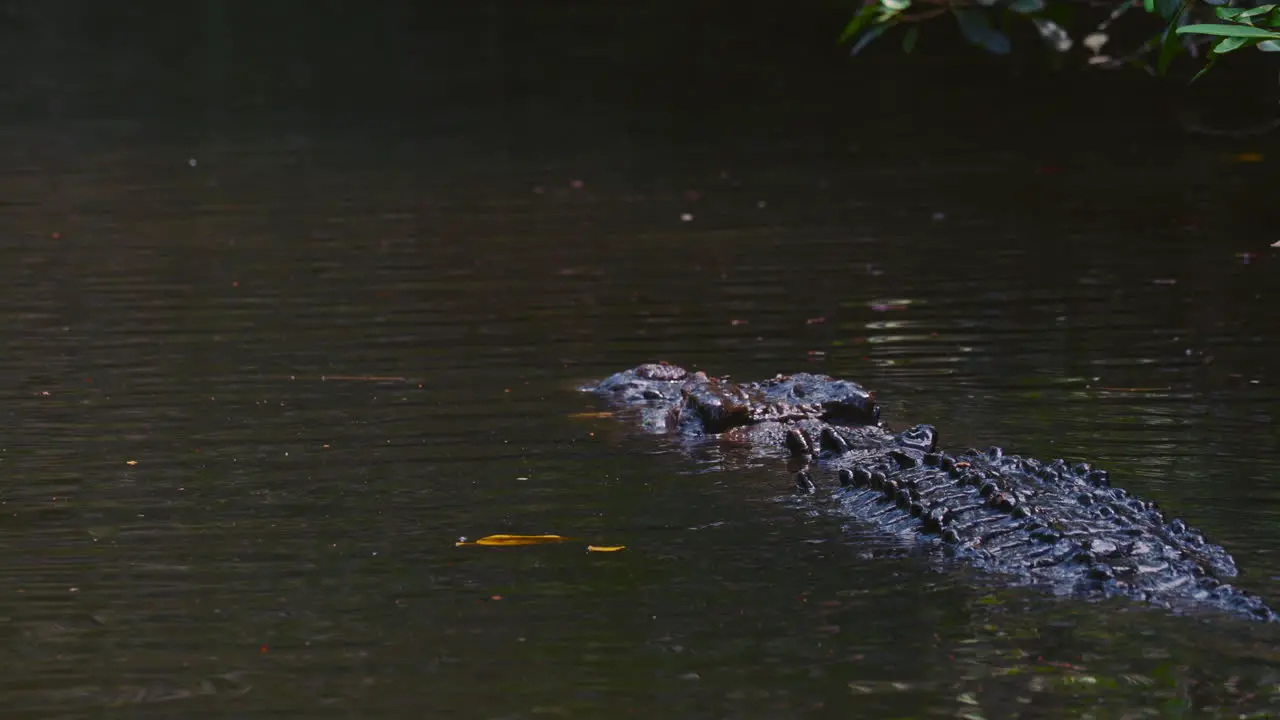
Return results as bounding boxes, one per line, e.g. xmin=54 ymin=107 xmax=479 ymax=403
xmin=838 ymin=5 xmax=879 ymax=44
xmin=838 ymin=18 xmax=862 ymax=44
xmin=954 ymin=8 xmax=1012 ymax=54
xmin=1238 ymin=4 xmax=1277 ymax=19
xmin=850 ymin=23 xmax=890 ymax=55
xmin=902 ymin=25 xmax=920 ymax=53
xmin=1259 ymin=39 xmax=1280 ymax=50
xmin=1143 ymin=0 xmax=1155 ymax=13
xmin=1157 ymin=23 xmax=1182 ymax=74
xmin=1155 ymin=0 xmax=1188 ymax=74
xmin=1178 ymin=23 xmax=1280 ymax=39
xmin=1215 ymin=7 xmax=1245 ymax=20
xmin=1213 ymin=36 xmax=1254 ymax=53
xmin=882 ymin=0 xmax=911 ymax=11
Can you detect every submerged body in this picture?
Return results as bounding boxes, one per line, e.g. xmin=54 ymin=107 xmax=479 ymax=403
xmin=589 ymin=363 xmax=1276 ymax=622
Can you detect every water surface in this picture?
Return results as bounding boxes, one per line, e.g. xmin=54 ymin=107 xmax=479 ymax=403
xmin=0 ymin=104 xmax=1278 ymax=718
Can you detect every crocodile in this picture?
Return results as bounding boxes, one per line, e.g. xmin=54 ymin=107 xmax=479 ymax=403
xmin=587 ymin=362 xmax=1277 ymax=622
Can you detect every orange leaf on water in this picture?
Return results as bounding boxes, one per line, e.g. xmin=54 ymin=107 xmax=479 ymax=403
xmin=456 ymin=534 xmax=569 ymax=548
xmin=587 ymin=545 xmax=626 ymax=553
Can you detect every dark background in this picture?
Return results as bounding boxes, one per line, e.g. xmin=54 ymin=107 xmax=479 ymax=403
xmin=3 ymin=0 xmax=1272 ymax=137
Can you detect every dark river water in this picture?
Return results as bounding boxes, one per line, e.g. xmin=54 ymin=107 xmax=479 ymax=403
xmin=2 ymin=16 xmax=1280 ymax=715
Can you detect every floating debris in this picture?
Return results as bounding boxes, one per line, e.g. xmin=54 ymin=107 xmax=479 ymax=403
xmin=456 ymin=534 xmax=567 ymax=547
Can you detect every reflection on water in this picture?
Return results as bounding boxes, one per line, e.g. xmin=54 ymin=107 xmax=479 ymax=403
xmin=0 ymin=112 xmax=1278 ymax=716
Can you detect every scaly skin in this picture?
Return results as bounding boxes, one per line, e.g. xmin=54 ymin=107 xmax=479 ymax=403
xmin=588 ymin=363 xmax=1277 ymax=622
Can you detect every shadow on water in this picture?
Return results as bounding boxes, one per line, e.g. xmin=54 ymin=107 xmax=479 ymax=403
xmin=1 ymin=1 xmax=1279 ymax=717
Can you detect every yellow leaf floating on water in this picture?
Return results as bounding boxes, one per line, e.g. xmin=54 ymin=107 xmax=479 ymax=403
xmin=455 ymin=535 xmax=626 ymax=551
xmin=1232 ymin=152 xmax=1264 ymax=163
xmin=456 ymin=534 xmax=569 ymax=548
xmin=568 ymin=411 xmax=615 ymax=419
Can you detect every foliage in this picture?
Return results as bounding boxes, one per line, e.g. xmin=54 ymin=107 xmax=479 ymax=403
xmin=839 ymin=0 xmax=1280 ymax=79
